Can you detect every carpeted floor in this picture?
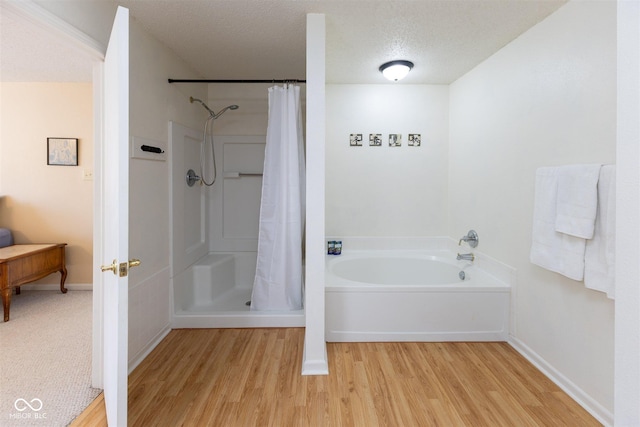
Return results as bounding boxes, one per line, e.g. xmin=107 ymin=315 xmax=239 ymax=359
xmin=0 ymin=290 xmax=101 ymax=426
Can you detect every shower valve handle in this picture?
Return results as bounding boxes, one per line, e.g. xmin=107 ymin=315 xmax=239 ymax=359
xmin=186 ymin=169 xmax=201 ymax=187
xmin=458 ymin=230 xmax=479 ymax=248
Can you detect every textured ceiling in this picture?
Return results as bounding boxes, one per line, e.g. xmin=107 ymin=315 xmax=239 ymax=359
xmin=1 ymin=0 xmax=568 ymax=84
xmin=0 ymin=5 xmax=96 ymax=82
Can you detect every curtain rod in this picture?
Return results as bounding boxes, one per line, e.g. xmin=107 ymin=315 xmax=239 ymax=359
xmin=168 ymin=79 xmax=306 ymax=84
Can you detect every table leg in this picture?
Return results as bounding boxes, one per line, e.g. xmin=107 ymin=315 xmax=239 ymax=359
xmin=60 ymin=266 xmax=68 ymax=294
xmin=2 ymin=288 xmax=11 ymax=322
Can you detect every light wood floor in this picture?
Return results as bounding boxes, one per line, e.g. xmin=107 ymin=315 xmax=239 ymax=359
xmin=71 ymin=328 xmax=601 ymax=426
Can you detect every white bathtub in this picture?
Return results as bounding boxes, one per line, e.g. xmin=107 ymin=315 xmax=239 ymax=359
xmin=325 ymin=244 xmax=512 ymax=342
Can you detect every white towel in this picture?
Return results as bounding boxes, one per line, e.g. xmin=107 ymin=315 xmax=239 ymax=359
xmin=555 ymin=164 xmax=602 ymax=239
xmin=530 ymin=167 xmax=587 ymax=281
xmin=585 ymin=165 xmax=616 ymax=298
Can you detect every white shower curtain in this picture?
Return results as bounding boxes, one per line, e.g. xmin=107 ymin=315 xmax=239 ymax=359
xmin=251 ymin=85 xmax=305 ymax=311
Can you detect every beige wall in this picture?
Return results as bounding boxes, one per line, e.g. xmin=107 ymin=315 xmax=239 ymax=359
xmin=0 ymin=82 xmax=93 ymax=285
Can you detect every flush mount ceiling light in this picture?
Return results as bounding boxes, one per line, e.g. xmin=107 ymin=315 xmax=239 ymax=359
xmin=379 ymin=60 xmax=414 ymax=82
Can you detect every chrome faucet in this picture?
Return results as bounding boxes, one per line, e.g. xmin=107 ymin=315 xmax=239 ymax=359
xmin=458 ymin=230 xmax=479 ymax=248
xmin=457 ymin=253 xmax=475 ymax=262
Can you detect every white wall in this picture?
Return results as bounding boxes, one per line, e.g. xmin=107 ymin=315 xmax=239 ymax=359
xmin=615 ymin=0 xmax=640 ymax=424
xmin=326 ymin=84 xmax=449 ymax=237
xmin=33 ymin=0 xmax=115 ymax=49
xmin=127 ymin=18 xmax=206 ymax=367
xmin=449 ymin=1 xmax=616 ymax=421
xmin=304 ymin=13 xmax=328 ymax=374
xmin=207 ymin=83 xmax=270 ymax=136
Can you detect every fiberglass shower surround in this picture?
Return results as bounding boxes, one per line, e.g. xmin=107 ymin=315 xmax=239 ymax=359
xmin=190 ymin=96 xmax=239 ymax=186
xmin=187 ymin=87 xmax=306 ymax=312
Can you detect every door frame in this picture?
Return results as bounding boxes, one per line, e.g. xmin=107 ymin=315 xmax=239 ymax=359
xmin=91 ymin=56 xmax=105 ymax=389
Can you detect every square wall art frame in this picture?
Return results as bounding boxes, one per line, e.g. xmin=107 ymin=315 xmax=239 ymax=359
xmin=350 ymin=133 xmax=363 ymax=146
xmin=389 ymin=134 xmax=402 ymax=147
xmin=369 ymin=133 xmax=382 ymax=146
xmin=47 ymin=137 xmax=78 ymax=166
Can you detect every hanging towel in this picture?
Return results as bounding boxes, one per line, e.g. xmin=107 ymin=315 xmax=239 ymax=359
xmin=585 ymin=165 xmax=616 ymax=298
xmin=555 ymin=164 xmax=602 ymax=239
xmin=530 ymin=167 xmax=587 ymax=281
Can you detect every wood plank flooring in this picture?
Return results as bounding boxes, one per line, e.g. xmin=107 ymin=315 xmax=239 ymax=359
xmin=71 ymin=328 xmax=601 ymax=426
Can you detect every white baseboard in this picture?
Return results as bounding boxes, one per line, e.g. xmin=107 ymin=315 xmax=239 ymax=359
xmin=172 ymin=312 xmax=305 ymax=329
xmin=19 ymin=283 xmax=93 ymax=291
xmin=301 ymin=360 xmax=329 ymax=375
xmin=508 ymin=336 xmax=613 ymax=427
xmin=301 ymin=343 xmax=329 ymax=375
xmin=128 ymin=325 xmax=171 ymax=374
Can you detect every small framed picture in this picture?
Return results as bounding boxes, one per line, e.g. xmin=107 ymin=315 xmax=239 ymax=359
xmin=350 ymin=133 xmax=363 ymax=146
xmin=389 ymin=134 xmax=402 ymax=147
xmin=369 ymin=133 xmax=382 ymax=146
xmin=47 ymin=138 xmax=78 ymax=166
xmin=408 ymin=134 xmax=421 ymax=146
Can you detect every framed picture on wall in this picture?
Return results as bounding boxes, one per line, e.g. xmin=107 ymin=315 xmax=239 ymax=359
xmin=408 ymin=134 xmax=421 ymax=146
xmin=369 ymin=133 xmax=382 ymax=146
xmin=47 ymin=138 xmax=78 ymax=166
xmin=389 ymin=134 xmax=401 ymax=147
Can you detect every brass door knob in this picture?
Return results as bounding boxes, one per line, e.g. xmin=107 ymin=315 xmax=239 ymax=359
xmin=100 ymin=259 xmax=118 ymax=275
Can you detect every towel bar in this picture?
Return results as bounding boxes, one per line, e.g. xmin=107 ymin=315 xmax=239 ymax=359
xmin=223 ymin=172 xmax=263 ymax=178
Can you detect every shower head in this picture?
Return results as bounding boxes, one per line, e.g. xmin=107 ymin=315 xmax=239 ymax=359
xmin=213 ymin=104 xmax=239 ymax=119
xmin=190 ymin=96 xmax=239 ymax=119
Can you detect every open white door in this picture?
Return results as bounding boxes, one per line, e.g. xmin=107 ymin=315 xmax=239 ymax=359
xmin=100 ymin=6 xmax=131 ymax=426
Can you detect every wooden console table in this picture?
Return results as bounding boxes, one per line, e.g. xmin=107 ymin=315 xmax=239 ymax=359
xmin=0 ymin=244 xmax=67 ymax=322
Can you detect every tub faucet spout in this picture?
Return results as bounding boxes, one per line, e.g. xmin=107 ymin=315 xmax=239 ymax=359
xmin=457 ymin=253 xmax=475 ymax=262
